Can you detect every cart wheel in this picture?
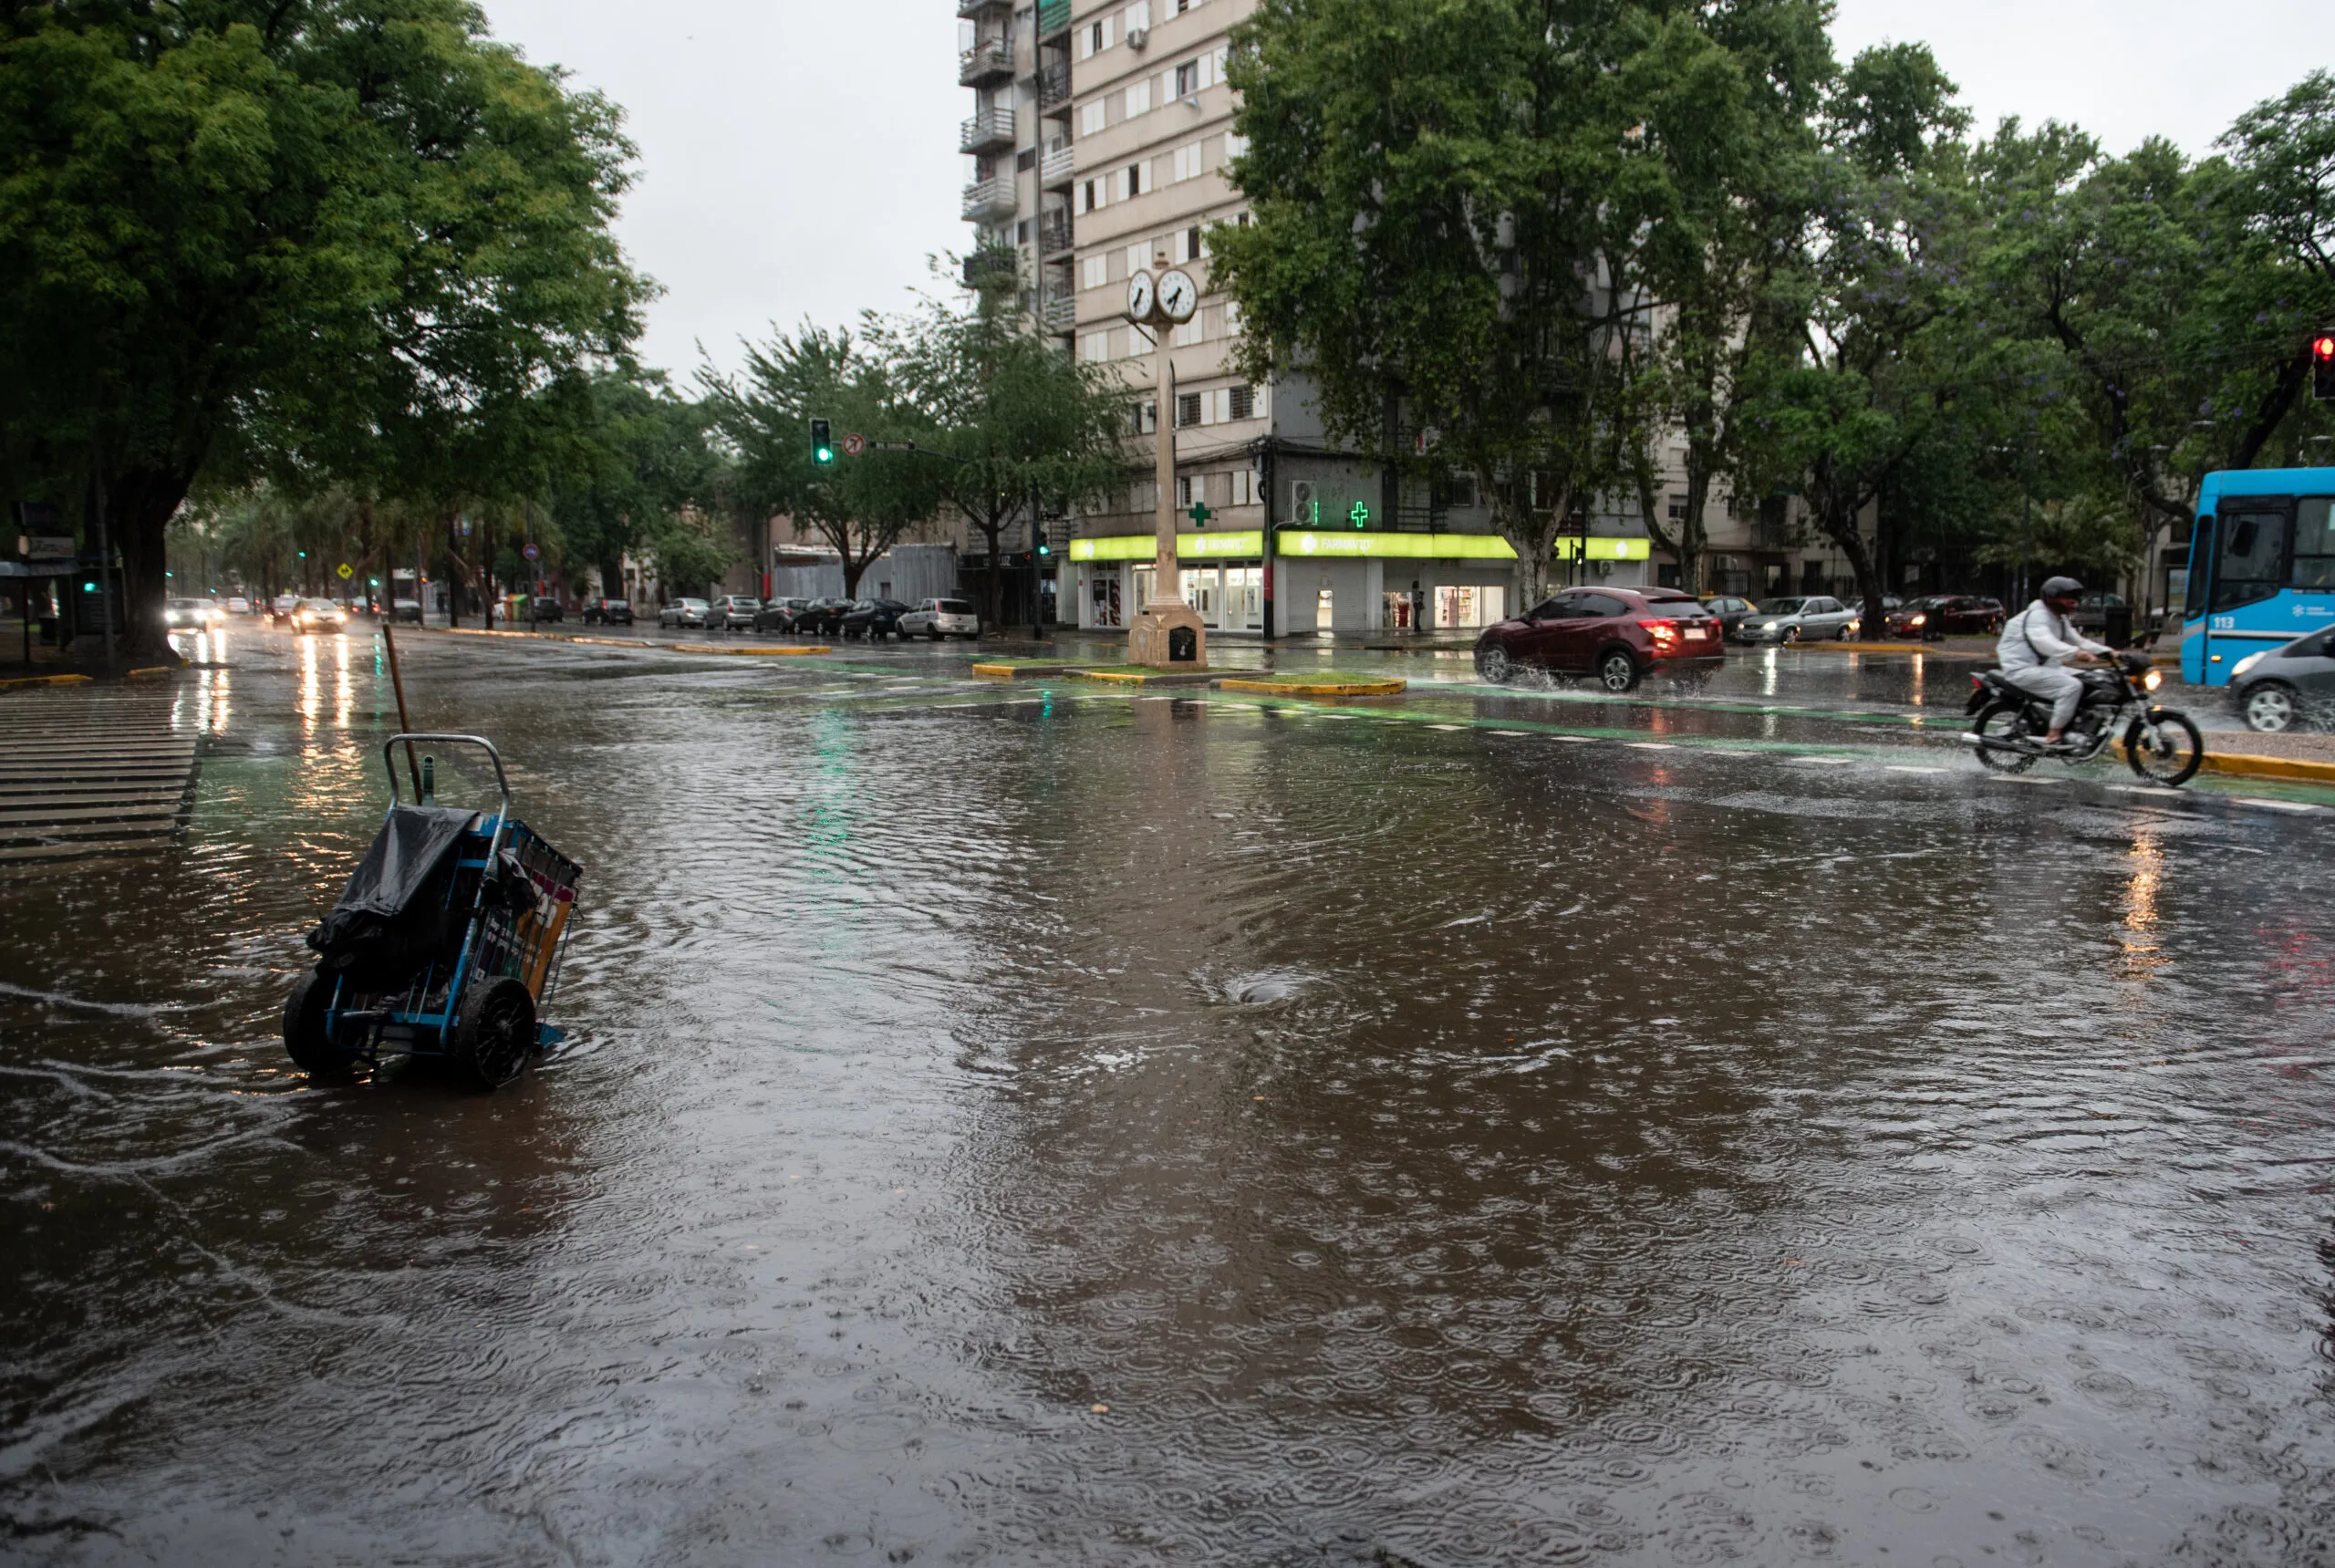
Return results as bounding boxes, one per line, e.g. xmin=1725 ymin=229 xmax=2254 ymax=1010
xmin=283 ymin=971 xmax=354 ymax=1075
xmin=451 ymin=976 xmax=535 ymax=1090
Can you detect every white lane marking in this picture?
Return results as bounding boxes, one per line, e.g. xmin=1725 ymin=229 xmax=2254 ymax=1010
xmin=1427 ymin=723 xmax=1464 ymax=731
xmin=1887 ymin=765 xmax=1946 ymax=774
xmin=1318 ymin=712 xmax=1357 ymax=720
xmin=2112 ymin=784 xmax=2187 ymax=797
xmin=1626 ymin=742 xmax=1676 ymax=751
xmin=2233 ymin=797 xmax=2322 ymax=813
xmin=1549 ymin=734 xmax=1595 ymax=742
xmin=1994 ymin=774 xmax=2061 ymax=784
xmin=1791 ymin=756 xmax=1856 ymax=766
xmin=1489 ymin=730 xmax=1533 ymax=736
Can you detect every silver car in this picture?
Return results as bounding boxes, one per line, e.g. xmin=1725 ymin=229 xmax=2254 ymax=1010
xmin=896 ymin=597 xmax=981 ymax=640
xmin=658 ymin=597 xmax=712 ymax=629
xmin=2230 ymin=627 xmax=2335 ymax=731
xmin=1735 ymin=595 xmax=1859 ymax=644
xmin=708 ymin=594 xmax=763 ymax=631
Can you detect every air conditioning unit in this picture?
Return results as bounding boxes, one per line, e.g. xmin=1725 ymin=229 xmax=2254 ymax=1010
xmin=1126 ymin=26 xmax=1148 ymax=49
xmin=1290 ymin=480 xmax=1318 ymax=526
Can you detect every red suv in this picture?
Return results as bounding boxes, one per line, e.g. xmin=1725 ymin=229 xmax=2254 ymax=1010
xmin=1474 ymin=587 xmax=1725 ymax=691
xmin=1886 ymin=594 xmax=2003 ymax=639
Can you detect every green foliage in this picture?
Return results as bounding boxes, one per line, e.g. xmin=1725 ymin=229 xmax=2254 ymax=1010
xmin=0 ymin=0 xmax=649 ymax=649
xmin=643 ymin=513 xmax=732 ymax=597
xmin=549 ymin=373 xmax=723 ymax=594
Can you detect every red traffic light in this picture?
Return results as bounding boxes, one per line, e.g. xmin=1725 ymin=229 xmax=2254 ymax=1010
xmin=2316 ymin=335 xmax=2335 ymax=363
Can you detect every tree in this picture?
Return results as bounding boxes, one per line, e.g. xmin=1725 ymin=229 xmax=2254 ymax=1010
xmin=0 ymin=1 xmax=648 ymax=654
xmin=1738 ymin=42 xmax=1974 ymax=636
xmin=879 ymin=278 xmax=1134 ymax=631
xmin=550 ymin=372 xmax=724 ymax=596
xmin=1214 ymin=0 xmax=1670 ymax=607
xmin=702 ymin=323 xmax=947 ymax=601
xmin=1622 ymin=1 xmax=1833 ymax=596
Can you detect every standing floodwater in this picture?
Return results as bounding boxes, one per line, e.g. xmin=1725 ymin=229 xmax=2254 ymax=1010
xmin=4 ymin=627 xmax=2333 ymax=1565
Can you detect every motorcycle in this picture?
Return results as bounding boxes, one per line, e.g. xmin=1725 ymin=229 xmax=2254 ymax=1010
xmin=1964 ymin=649 xmax=2205 ymax=786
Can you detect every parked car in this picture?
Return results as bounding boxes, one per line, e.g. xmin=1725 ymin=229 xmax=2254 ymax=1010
xmin=225 ymin=596 xmax=252 ymax=616
xmin=709 ymin=594 xmax=763 ymax=631
xmin=164 ymin=597 xmax=223 ymax=629
xmin=1698 ymin=595 xmax=1761 ymax=639
xmin=390 ymin=598 xmax=423 ymax=624
xmin=2070 ymin=589 xmax=2132 ymax=640
xmin=2228 ymin=628 xmax=2335 ymax=732
xmin=1886 ymin=593 xmax=2004 ymax=639
xmin=751 ymin=597 xmax=809 ymax=633
xmin=293 ymin=597 xmax=348 ymax=633
xmin=897 ymin=597 xmax=981 ymax=640
xmin=658 ymin=597 xmax=712 ymax=629
xmin=525 ymin=597 xmax=565 ymax=624
xmin=1474 ymin=587 xmax=1724 ymax=691
xmin=793 ymin=597 xmax=854 ymax=637
xmin=1734 ymin=595 xmax=1859 ymax=643
xmin=839 ymin=598 xmax=913 ymax=639
xmin=581 ymin=597 xmax=634 ymax=626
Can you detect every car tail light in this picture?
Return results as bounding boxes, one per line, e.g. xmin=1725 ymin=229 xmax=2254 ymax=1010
xmin=1637 ymin=618 xmax=1679 ymax=648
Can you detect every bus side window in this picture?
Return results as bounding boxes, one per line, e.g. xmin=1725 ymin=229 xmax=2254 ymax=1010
xmin=2293 ymin=498 xmax=2335 ymax=587
xmin=2214 ymin=505 xmax=2290 ymax=612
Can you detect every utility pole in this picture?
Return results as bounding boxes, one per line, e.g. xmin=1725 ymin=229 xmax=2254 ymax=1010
xmin=90 ymin=431 xmax=116 ymax=673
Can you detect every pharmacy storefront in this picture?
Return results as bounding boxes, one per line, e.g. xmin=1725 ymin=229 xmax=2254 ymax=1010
xmin=1069 ymin=528 xmax=1651 ymax=637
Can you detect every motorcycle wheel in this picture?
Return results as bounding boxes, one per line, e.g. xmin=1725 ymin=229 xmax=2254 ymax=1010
xmin=1972 ymin=701 xmax=2040 ymax=774
xmin=2125 ymin=710 xmax=2204 ymax=787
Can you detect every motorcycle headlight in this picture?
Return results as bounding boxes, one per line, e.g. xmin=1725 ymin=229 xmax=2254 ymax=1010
xmin=2143 ymin=669 xmax=2163 ymax=691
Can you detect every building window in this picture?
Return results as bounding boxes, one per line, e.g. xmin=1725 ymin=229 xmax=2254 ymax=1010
xmin=1083 ymin=332 xmax=1112 ymax=364
xmin=1224 ymin=132 xmax=1250 ymax=161
xmin=1082 ymin=255 xmax=1108 ymax=290
xmin=1126 ymin=241 xmax=1148 ymax=276
xmin=1228 ymin=384 xmax=1254 ymax=421
xmin=1015 ymin=146 xmax=1036 ymax=172
xmin=1081 ymin=100 xmax=1106 ymax=137
xmin=1176 ymin=476 xmax=1192 ymax=507
xmin=1177 ymin=392 xmax=1202 ymax=428
xmin=1018 ymin=219 xmax=1033 ymax=244
xmin=1667 ymin=493 xmax=1688 ymax=521
xmin=1231 ymin=469 xmax=1258 ymax=506
xmin=1447 ymin=472 xmax=1478 ymax=508
xmin=1125 ymin=78 xmax=1151 ymax=118
xmin=1170 ymin=317 xmax=1202 ymax=347
xmin=1172 ymin=142 xmax=1203 ymax=183
xmin=1135 ymin=400 xmax=1157 ymax=434
xmin=1175 ymin=61 xmax=1199 ymax=99
xmin=1080 ymin=178 xmax=1099 ymax=213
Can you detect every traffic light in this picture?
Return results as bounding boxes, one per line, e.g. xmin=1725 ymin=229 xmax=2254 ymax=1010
xmin=1034 ymin=527 xmax=1051 ymax=557
xmin=811 ymin=418 xmax=835 ymax=464
xmin=2315 ymin=333 xmax=2335 ymax=400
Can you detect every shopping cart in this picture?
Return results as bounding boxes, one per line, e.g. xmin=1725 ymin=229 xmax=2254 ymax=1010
xmin=283 ymin=734 xmax=582 ymax=1088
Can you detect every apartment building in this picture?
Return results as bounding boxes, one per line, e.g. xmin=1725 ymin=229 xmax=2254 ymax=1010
xmin=957 ymin=1 xmax=1873 ymax=634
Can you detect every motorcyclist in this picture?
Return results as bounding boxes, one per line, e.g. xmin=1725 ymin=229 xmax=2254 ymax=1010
xmin=1996 ymin=576 xmax=2111 ymax=747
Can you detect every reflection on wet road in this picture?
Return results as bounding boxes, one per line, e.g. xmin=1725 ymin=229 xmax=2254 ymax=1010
xmin=5 ymin=627 xmax=2334 ymax=1564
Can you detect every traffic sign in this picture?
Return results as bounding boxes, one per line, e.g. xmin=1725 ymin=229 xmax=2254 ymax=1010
xmin=842 ymin=432 xmax=867 ymax=457
xmin=870 ymin=440 xmax=919 ymax=452
xmin=336 ymin=562 xmax=353 ymax=579
xmin=523 ymin=542 xmax=540 ymax=561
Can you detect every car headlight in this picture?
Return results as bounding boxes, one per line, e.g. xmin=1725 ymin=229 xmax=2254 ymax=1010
xmin=1908 ymin=614 xmax=1925 ymax=627
xmin=2230 ymin=651 xmax=2264 ymax=679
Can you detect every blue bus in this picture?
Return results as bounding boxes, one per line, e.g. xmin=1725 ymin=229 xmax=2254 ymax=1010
xmin=2180 ymin=467 xmax=2335 ymax=687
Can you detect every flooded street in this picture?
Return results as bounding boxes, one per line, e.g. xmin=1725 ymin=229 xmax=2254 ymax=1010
xmin=5 ymin=625 xmax=2335 ymax=1565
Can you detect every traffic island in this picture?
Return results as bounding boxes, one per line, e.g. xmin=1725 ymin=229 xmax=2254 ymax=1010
xmin=1073 ymin=665 xmax=1220 ymax=687
xmin=1219 ymin=673 xmax=1407 ymax=697
xmin=972 ymin=659 xmax=1082 ymax=679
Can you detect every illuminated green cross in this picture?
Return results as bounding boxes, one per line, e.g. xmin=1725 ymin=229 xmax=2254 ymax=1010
xmin=1188 ymin=501 xmax=1214 ymax=527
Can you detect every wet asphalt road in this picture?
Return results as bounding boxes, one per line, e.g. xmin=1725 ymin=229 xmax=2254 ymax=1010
xmin=4 ymin=624 xmax=2335 ymax=1565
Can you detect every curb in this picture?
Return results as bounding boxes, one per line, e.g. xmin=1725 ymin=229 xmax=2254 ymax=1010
xmin=126 ymin=666 xmax=179 ymax=680
xmin=0 ymin=673 xmax=93 ymax=691
xmin=1219 ymin=677 xmax=1408 ymax=697
xmin=973 ymin=662 xmax=1080 ymax=679
xmin=2199 ymin=749 xmax=2335 ymax=785
xmin=1074 ymin=668 xmax=1219 ymax=686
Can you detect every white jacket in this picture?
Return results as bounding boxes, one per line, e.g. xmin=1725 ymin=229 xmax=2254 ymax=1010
xmin=1997 ymin=600 xmax=2108 ymax=671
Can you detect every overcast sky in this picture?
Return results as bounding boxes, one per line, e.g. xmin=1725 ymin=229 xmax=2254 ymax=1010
xmin=479 ymin=0 xmax=2335 ymax=382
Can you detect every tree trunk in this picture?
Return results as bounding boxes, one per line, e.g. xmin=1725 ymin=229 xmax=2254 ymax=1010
xmin=1488 ymin=471 xmax=1556 ymax=607
xmin=1820 ymin=503 xmax=1890 ymax=641
xmin=111 ymin=463 xmax=198 ymax=658
xmin=977 ymin=520 xmax=1005 ymax=632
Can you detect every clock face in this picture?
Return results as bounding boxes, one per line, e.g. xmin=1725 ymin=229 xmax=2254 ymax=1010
xmin=1126 ymin=271 xmax=1156 ymax=322
xmin=1158 ymin=269 xmax=1198 ymax=323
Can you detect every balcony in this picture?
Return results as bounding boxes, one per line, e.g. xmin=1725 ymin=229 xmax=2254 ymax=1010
xmin=1035 ymin=59 xmax=1071 ymax=110
xmin=958 ymin=0 xmax=1006 ymax=16
xmin=961 ymin=177 xmax=1017 ymax=223
xmin=1036 ymin=0 xmax=1071 ymax=37
xmin=1039 ymin=144 xmax=1074 ymax=188
xmin=1040 ymin=297 xmax=1075 ymax=335
xmin=958 ymin=36 xmax=1012 ymax=86
xmin=1038 ymin=213 xmax=1074 ymax=257
xmin=960 ymin=108 xmax=1014 ymax=155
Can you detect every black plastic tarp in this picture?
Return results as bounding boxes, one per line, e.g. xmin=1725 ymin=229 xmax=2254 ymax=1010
xmin=306 ymin=806 xmax=479 ymax=991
